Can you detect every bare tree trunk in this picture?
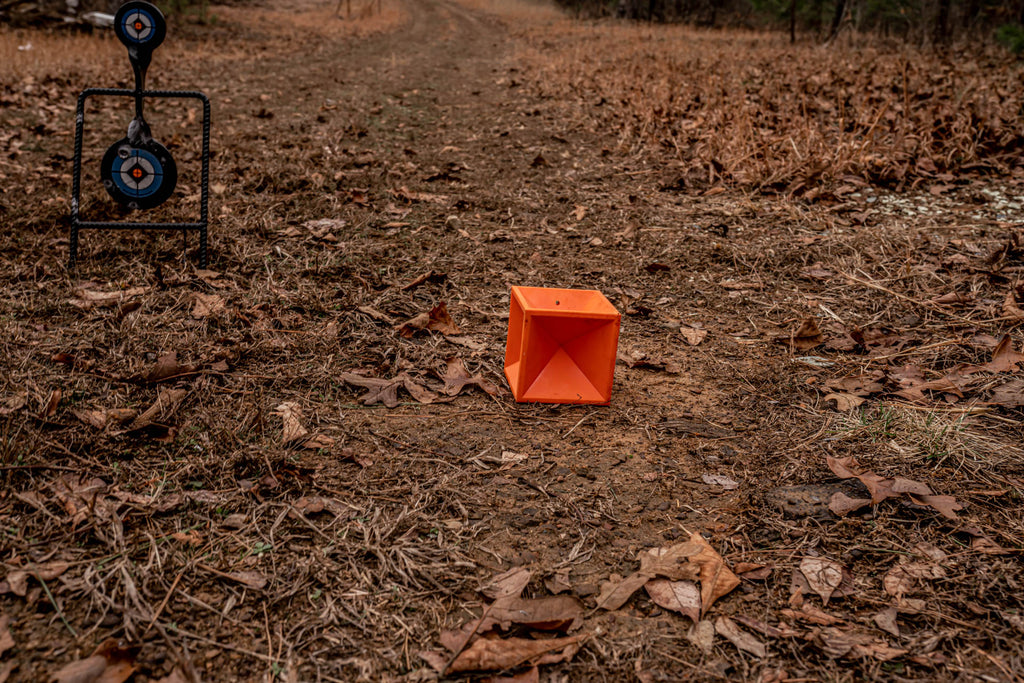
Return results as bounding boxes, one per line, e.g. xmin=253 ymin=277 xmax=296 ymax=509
xmin=827 ymin=0 xmax=846 ymax=40
xmin=934 ymin=0 xmax=951 ymax=44
xmin=790 ymin=0 xmax=797 ymax=42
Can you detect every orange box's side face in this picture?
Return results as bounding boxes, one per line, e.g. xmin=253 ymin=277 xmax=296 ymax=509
xmin=504 ymin=286 xmax=621 ymax=405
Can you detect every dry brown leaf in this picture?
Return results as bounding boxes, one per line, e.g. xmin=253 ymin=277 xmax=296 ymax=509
xmin=714 ymin=616 xmax=766 ymax=658
xmin=490 ymin=595 xmax=584 ymax=631
xmin=480 ymin=567 xmax=532 ymax=600
xmin=395 ymin=302 xmax=461 ymax=337
xmin=191 ymin=292 xmax=226 ymax=319
xmin=401 ymin=270 xmax=446 ymax=290
xmin=141 ymin=352 xmax=194 ymax=383
xmin=644 ymin=579 xmax=700 ymax=623
xmin=873 ymin=606 xmax=900 ymax=637
xmin=51 ymin=638 xmax=138 ymax=683
xmin=823 ymin=392 xmax=865 ymax=411
xmin=815 ymin=627 xmax=906 ymax=661
xmin=443 ymin=357 xmax=500 ymax=397
xmin=775 ymin=318 xmax=824 ymax=352
xmin=984 ymin=335 xmax=1024 ymax=373
xmin=990 ymin=378 xmax=1024 ymax=407
xmin=680 ymin=326 xmax=707 ymax=346
xmin=908 ymin=494 xmax=963 ymax=520
xmin=828 ymin=492 xmax=871 ymax=516
xmin=447 ymin=635 xmax=581 ymax=673
xmin=594 ymin=572 xmax=651 ymax=611
xmin=273 ymin=402 xmax=309 ymax=445
xmin=799 ymin=557 xmax=845 ymax=604
xmin=687 ymin=532 xmax=741 ymax=616
xmin=337 ymin=372 xmax=439 ymax=408
xmin=637 ymin=541 xmax=703 ymax=580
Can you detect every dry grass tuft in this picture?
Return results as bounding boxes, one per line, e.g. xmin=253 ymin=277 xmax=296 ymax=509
xmin=0 ymin=28 xmax=123 ymax=83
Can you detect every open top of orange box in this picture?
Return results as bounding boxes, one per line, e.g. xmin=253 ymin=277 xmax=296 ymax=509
xmin=505 ymin=286 xmax=621 ymax=405
xmin=511 ymin=286 xmax=621 ymax=318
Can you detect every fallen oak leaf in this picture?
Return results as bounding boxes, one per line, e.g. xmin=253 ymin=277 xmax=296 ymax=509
xmin=680 ymin=326 xmax=707 ymax=346
xmin=815 ymin=627 xmax=906 ymax=661
xmin=443 ymin=357 xmax=500 ymax=397
xmin=447 ymin=635 xmax=582 ymax=674
xmin=644 ymin=579 xmax=700 ymax=623
xmin=637 ymin=540 xmax=703 ymax=580
xmin=981 ymin=334 xmax=1024 ymax=373
xmin=594 ymin=572 xmax=651 ymax=611
xmin=191 ymin=292 xmax=226 ymax=319
xmin=823 ymin=392 xmax=865 ymax=411
xmin=799 ymin=557 xmax=846 ymax=605
xmin=395 ymin=302 xmax=461 ymax=337
xmin=687 ymin=532 xmax=741 ymax=616
xmin=337 ymin=372 xmax=440 ymax=408
xmin=714 ymin=616 xmax=766 ymax=658
xmin=138 ymin=351 xmax=196 ymax=384
xmin=480 ymin=567 xmax=532 ymax=600
xmin=489 ymin=595 xmax=584 ymax=631
xmin=775 ymin=318 xmax=824 ymax=352
xmin=828 ymin=492 xmax=871 ymax=516
xmin=908 ymin=494 xmax=963 ymax=520
xmin=273 ymin=402 xmax=309 ymax=445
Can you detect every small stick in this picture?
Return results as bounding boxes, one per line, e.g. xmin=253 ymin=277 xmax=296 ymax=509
xmin=38 ymin=576 xmax=77 ymax=637
xmin=144 ymin=565 xmax=188 ymax=636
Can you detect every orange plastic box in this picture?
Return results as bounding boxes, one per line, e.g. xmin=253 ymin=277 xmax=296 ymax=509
xmin=504 ymin=286 xmax=621 ymax=404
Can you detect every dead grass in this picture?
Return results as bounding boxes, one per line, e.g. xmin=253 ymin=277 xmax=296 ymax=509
xmin=0 ymin=27 xmax=123 ymax=83
xmin=510 ymin=19 xmax=1024 ymax=191
xmin=1 ymin=0 xmax=1024 ymax=680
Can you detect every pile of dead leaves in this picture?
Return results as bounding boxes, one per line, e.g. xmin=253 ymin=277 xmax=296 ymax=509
xmin=825 ymin=456 xmax=963 ymax=520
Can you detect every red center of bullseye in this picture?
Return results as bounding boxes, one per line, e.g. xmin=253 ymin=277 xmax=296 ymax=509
xmin=132 ymin=168 xmax=143 ymax=179
xmin=135 ymin=21 xmax=143 ymax=30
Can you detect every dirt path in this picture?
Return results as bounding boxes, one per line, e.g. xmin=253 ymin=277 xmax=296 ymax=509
xmin=1 ymin=0 xmax=1023 ymax=680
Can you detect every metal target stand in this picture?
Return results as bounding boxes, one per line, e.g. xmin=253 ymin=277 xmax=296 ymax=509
xmin=70 ymin=1 xmax=211 ymax=268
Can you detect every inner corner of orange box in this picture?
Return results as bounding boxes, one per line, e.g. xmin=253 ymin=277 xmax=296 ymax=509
xmin=503 ymin=286 xmax=621 ymax=405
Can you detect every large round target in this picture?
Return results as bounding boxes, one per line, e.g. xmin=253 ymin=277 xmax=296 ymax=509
xmin=100 ymin=138 xmax=177 ymax=210
xmin=114 ymin=1 xmax=166 ymax=50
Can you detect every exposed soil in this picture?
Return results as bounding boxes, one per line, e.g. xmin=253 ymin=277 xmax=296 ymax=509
xmin=1 ymin=0 xmax=1023 ymax=681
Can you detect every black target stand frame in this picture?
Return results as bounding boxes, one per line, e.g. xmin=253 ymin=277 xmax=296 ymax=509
xmin=70 ymin=1 xmax=211 ymax=268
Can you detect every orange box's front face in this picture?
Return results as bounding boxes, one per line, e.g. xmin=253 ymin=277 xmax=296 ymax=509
xmin=504 ymin=286 xmax=621 ymax=404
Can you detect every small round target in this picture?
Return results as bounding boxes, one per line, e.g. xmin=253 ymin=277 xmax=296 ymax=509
xmin=114 ymin=1 xmax=166 ymax=50
xmin=100 ymin=138 xmax=177 ymax=210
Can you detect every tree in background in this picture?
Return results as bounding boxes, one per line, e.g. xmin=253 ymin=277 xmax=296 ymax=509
xmin=576 ymin=0 xmax=1024 ymax=52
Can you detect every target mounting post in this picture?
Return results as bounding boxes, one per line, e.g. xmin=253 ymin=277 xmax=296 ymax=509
xmin=70 ymin=0 xmax=211 ymax=267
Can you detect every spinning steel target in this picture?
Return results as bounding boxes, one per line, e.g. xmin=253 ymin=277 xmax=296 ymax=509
xmin=115 ymin=3 xmax=165 ymax=49
xmin=70 ymin=0 xmax=210 ymax=267
xmin=101 ymin=138 xmax=177 ymax=209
